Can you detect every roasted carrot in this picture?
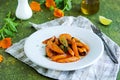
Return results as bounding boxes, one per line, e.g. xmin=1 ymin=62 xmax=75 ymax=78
xmin=45 ymin=46 xmax=54 ymax=58
xmin=43 ymin=33 xmax=89 ymax=63
xmin=74 ymin=37 xmax=80 ymax=42
xmin=51 ymin=54 xmax=67 ymax=61
xmin=47 ymin=41 xmax=65 ymax=54
xmin=54 ymin=37 xmax=60 ymax=45
xmin=78 ymin=48 xmax=85 ymax=53
xmin=68 ymin=47 xmax=74 ymax=56
xmin=71 ymin=38 xmax=79 ymax=57
xmin=83 ymin=44 xmax=90 ymax=52
xmin=42 ymin=36 xmax=55 ymax=44
xmin=56 ymin=56 xmax=80 ymax=63
xmin=78 ymin=47 xmax=87 ymax=56
xmin=59 ymin=33 xmax=72 ymax=41
xmin=76 ymin=40 xmax=89 ymax=52
xmin=76 ymin=42 xmax=84 ymax=47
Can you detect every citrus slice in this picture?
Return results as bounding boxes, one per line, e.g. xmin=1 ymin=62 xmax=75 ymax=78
xmin=99 ymin=16 xmax=112 ymax=25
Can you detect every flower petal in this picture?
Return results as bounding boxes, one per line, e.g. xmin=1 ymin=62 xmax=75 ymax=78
xmin=45 ymin=0 xmax=56 ymax=8
xmin=54 ymin=8 xmax=64 ymax=18
xmin=0 ymin=38 xmax=12 ymax=49
xmin=30 ymin=1 xmax=41 ymax=11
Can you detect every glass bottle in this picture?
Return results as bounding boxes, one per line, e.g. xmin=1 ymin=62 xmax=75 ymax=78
xmin=15 ymin=0 xmax=32 ymax=20
xmin=81 ymin=0 xmax=99 ymax=15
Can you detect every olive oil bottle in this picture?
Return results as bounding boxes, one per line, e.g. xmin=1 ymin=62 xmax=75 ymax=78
xmin=81 ymin=0 xmax=99 ymax=15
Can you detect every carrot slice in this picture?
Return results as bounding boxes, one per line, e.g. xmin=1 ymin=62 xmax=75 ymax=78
xmin=56 ymin=56 xmax=80 ymax=63
xmin=42 ymin=36 xmax=55 ymax=44
xmin=76 ymin=40 xmax=89 ymax=52
xmin=45 ymin=46 xmax=54 ymax=58
xmin=83 ymin=44 xmax=90 ymax=52
xmin=76 ymin=42 xmax=84 ymax=47
xmin=68 ymin=47 xmax=74 ymax=56
xmin=59 ymin=33 xmax=72 ymax=41
xmin=47 ymin=41 xmax=65 ymax=54
xmin=71 ymin=38 xmax=79 ymax=57
xmin=54 ymin=37 xmax=60 ymax=45
xmin=51 ymin=54 xmax=67 ymax=61
xmin=78 ymin=48 xmax=87 ymax=56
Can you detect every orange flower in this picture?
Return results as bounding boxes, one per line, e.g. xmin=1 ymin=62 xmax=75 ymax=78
xmin=45 ymin=0 xmax=56 ymax=8
xmin=0 ymin=38 xmax=12 ymax=49
xmin=0 ymin=55 xmax=3 ymax=62
xmin=54 ymin=8 xmax=64 ymax=18
xmin=30 ymin=1 xmax=41 ymax=12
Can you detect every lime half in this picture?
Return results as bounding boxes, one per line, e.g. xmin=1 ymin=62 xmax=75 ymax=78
xmin=99 ymin=16 xmax=112 ymax=25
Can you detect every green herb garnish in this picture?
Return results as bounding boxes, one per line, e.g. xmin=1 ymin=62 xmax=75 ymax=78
xmin=55 ymin=0 xmax=72 ymax=11
xmin=0 ymin=12 xmax=18 ymax=39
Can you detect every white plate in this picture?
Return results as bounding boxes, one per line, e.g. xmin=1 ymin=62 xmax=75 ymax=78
xmin=24 ymin=26 xmax=104 ymax=71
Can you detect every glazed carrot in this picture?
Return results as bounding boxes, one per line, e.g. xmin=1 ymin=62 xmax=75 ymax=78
xmin=47 ymin=41 xmax=65 ymax=54
xmin=71 ymin=38 xmax=79 ymax=57
xmin=78 ymin=47 xmax=87 ymax=55
xmin=76 ymin=40 xmax=89 ymax=52
xmin=43 ymin=33 xmax=89 ymax=63
xmin=74 ymin=37 xmax=80 ymax=42
xmin=51 ymin=54 xmax=67 ymax=61
xmin=68 ymin=47 xmax=74 ymax=56
xmin=54 ymin=37 xmax=60 ymax=45
xmin=76 ymin=42 xmax=84 ymax=47
xmin=59 ymin=33 xmax=72 ymax=41
xmin=42 ymin=36 xmax=55 ymax=44
xmin=45 ymin=46 xmax=54 ymax=58
xmin=78 ymin=48 xmax=85 ymax=53
xmin=83 ymin=44 xmax=90 ymax=52
xmin=56 ymin=56 xmax=80 ymax=63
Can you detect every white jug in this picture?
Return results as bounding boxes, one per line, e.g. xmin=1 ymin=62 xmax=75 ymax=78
xmin=15 ymin=0 xmax=32 ymax=20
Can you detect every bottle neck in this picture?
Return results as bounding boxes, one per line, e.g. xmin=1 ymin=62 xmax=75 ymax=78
xmin=18 ymin=0 xmax=28 ymax=5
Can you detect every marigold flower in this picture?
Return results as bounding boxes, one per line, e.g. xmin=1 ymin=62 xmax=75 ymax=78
xmin=30 ymin=1 xmax=41 ymax=12
xmin=53 ymin=8 xmax=64 ymax=18
xmin=0 ymin=38 xmax=12 ymax=49
xmin=0 ymin=55 xmax=3 ymax=62
xmin=45 ymin=0 xmax=56 ymax=8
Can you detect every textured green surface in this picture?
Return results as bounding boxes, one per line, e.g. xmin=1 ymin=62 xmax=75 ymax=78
xmin=0 ymin=0 xmax=120 ymax=80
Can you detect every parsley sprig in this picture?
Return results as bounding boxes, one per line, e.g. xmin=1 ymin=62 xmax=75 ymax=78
xmin=0 ymin=12 xmax=18 ymax=39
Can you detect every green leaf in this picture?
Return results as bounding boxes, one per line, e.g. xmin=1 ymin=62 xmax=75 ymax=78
xmin=55 ymin=0 xmax=64 ymax=9
xmin=0 ymin=35 xmax=1 ymax=40
xmin=39 ymin=0 xmax=46 ymax=5
xmin=4 ymin=18 xmax=18 ymax=32
xmin=4 ymin=29 xmax=13 ymax=37
xmin=63 ymin=0 xmax=72 ymax=11
xmin=1 ymin=31 xmax=5 ymax=39
xmin=55 ymin=0 xmax=72 ymax=11
xmin=55 ymin=0 xmax=63 ymax=4
xmin=12 ymin=17 xmax=16 ymax=21
xmin=0 ymin=12 xmax=18 ymax=39
xmin=6 ymin=12 xmax=11 ymax=18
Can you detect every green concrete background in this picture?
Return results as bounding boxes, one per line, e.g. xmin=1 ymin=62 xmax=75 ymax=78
xmin=0 ymin=0 xmax=120 ymax=80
